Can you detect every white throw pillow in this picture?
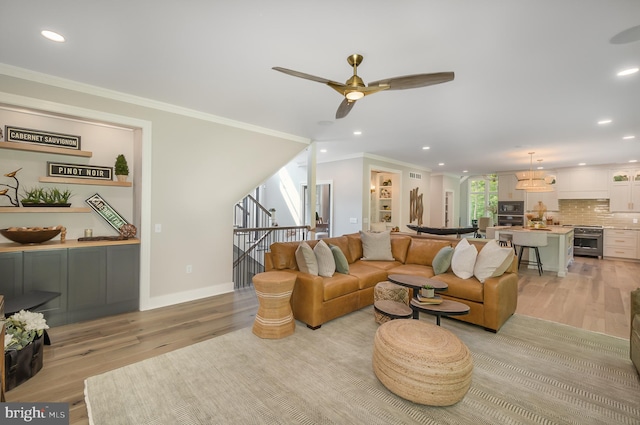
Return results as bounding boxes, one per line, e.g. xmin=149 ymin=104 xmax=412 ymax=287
xmin=314 ymin=240 xmax=336 ymax=277
xmin=473 ymin=240 xmax=515 ymax=283
xmin=295 ymin=242 xmax=318 ymax=275
xmin=451 ymin=238 xmax=478 ymax=279
xmin=360 ymin=230 xmax=394 ymax=261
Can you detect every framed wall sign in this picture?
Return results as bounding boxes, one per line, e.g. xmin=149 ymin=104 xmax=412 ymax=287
xmin=5 ymin=126 xmax=81 ymax=150
xmin=47 ymin=161 xmax=113 ymax=181
xmin=85 ymin=193 xmax=129 ymax=232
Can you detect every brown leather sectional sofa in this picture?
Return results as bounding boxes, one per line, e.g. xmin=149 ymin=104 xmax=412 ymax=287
xmin=263 ymin=232 xmax=518 ymax=332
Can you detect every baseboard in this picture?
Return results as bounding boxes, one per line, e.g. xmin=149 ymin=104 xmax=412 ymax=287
xmin=140 ymin=281 xmax=234 ymax=311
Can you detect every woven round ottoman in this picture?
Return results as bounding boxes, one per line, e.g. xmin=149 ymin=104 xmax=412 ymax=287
xmin=252 ymin=272 xmax=296 ymax=339
xmin=374 ymin=281 xmax=409 ymax=324
xmin=372 ymin=319 xmax=473 ymax=406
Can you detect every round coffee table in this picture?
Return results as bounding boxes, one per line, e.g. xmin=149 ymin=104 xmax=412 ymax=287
xmin=387 ymin=274 xmax=448 ymax=318
xmin=410 ymin=298 xmax=470 ymax=326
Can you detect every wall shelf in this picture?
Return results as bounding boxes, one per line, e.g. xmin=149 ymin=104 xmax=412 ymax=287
xmin=0 ymin=141 xmax=92 ymax=158
xmin=0 ymin=207 xmax=91 ymax=213
xmin=38 ymin=176 xmax=132 ymax=187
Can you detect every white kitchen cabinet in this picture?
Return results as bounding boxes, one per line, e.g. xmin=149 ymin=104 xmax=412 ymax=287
xmin=524 ymin=175 xmax=559 ymax=212
xmin=498 ymin=173 xmax=525 ymax=201
xmin=556 ymin=167 xmax=609 ymax=199
xmin=604 ymin=229 xmax=639 ymax=259
xmin=609 ymin=169 xmax=640 ymax=212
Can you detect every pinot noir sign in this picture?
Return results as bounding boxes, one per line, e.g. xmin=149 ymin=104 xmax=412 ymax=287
xmin=47 ymin=161 xmax=113 ymax=181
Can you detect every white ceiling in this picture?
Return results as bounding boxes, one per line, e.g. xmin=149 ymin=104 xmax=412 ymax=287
xmin=1 ymin=0 xmax=639 ymax=175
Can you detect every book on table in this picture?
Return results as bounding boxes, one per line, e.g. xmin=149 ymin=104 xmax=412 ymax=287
xmin=416 ymin=295 xmax=443 ymax=305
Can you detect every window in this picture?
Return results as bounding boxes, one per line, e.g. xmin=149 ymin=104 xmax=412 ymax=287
xmin=469 ymin=175 xmax=498 ymax=225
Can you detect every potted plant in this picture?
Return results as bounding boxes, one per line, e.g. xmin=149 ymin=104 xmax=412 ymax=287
xmin=420 ymin=285 xmax=435 ymax=298
xmin=4 ymin=310 xmax=49 ymax=390
xmin=20 ymin=187 xmax=72 ymax=207
xmin=115 ymin=154 xmax=129 ymax=182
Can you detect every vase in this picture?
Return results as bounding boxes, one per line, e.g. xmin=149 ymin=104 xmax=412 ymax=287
xmin=116 ymin=174 xmax=128 ymax=182
xmin=4 ymin=334 xmax=44 ymax=391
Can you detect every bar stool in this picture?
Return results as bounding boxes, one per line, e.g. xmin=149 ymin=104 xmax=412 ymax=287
xmin=512 ymin=231 xmax=548 ymax=276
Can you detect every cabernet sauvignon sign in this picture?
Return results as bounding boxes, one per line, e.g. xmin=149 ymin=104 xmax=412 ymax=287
xmin=5 ymin=126 xmax=81 ymax=150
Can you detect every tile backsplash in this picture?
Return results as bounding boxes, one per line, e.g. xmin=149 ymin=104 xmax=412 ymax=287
xmin=556 ymin=199 xmax=640 ymax=229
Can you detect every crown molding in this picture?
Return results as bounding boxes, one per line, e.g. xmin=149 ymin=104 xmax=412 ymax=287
xmin=0 ymin=63 xmax=310 ymax=145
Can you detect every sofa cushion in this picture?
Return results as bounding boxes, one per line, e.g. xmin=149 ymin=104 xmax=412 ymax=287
xmin=432 ymin=273 xmax=484 ymax=303
xmin=387 ymin=264 xmax=435 ymax=279
xmin=322 ymin=274 xmax=361 ymax=301
xmin=451 ymin=238 xmax=478 ymax=279
xmin=270 ymin=242 xmax=301 ymax=270
xmin=473 ymin=240 xmax=515 ymax=283
xmin=314 ymin=240 xmax=336 ymax=277
xmin=360 ymin=230 xmax=394 ymax=261
xmin=390 ymin=235 xmax=412 ymax=263
xmin=295 ymin=242 xmax=318 ymax=275
xmin=405 ymin=238 xmax=453 ymax=266
xmin=348 ymin=261 xmax=389 ymax=290
xmin=432 ymin=246 xmax=455 ymax=275
xmin=329 ymin=244 xmax=349 ymax=274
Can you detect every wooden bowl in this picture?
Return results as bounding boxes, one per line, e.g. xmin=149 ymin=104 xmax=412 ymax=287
xmin=0 ymin=227 xmax=61 ymax=244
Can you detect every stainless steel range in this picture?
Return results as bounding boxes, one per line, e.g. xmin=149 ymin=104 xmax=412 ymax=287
xmin=572 ymin=225 xmax=603 ymax=259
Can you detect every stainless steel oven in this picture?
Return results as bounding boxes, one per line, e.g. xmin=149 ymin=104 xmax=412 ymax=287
xmin=573 ymin=225 xmax=603 ymax=259
xmin=497 ymin=201 xmax=524 ymax=226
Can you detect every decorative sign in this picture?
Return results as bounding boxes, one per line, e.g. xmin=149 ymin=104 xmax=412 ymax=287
xmin=47 ymin=161 xmax=113 ymax=181
xmin=85 ymin=193 xmax=129 ymax=232
xmin=5 ymin=126 xmax=81 ymax=150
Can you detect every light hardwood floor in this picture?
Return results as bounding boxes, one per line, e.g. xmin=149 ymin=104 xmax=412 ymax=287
xmin=6 ymin=255 xmax=639 ymax=425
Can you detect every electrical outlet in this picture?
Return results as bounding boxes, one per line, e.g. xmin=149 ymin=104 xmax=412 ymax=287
xmin=155 ymin=224 xmax=162 ymax=233
xmin=186 ymin=265 xmax=193 ymax=273
xmin=634 ymin=218 xmax=638 ymax=224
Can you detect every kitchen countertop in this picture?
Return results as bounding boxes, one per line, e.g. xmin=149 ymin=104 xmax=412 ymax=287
xmin=491 ymin=226 xmax=574 ymax=235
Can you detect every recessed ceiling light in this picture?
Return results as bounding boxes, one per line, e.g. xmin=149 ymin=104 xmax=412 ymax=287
xmin=623 ymin=135 xmax=636 ymax=140
xmin=597 ymin=119 xmax=612 ymax=125
xmin=41 ymin=30 xmax=65 ymax=42
xmin=536 ymin=166 xmax=544 ymax=170
xmin=438 ymin=163 xmax=444 ymax=166
xmin=629 ymin=159 xmax=638 ymax=163
xmin=320 ymin=149 xmax=327 ymax=153
xmin=578 ymin=162 xmax=586 ymax=166
xmin=353 ymin=131 xmax=362 ymax=135
xmin=463 ymin=170 xmax=468 ymax=173
xmin=617 ymin=67 xmax=639 ymax=76
xmin=422 ymin=146 xmax=430 ymax=150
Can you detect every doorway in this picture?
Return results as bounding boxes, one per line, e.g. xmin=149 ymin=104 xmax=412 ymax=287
xmin=444 ymin=190 xmax=454 ymax=228
xmin=302 ymin=182 xmax=332 ymax=236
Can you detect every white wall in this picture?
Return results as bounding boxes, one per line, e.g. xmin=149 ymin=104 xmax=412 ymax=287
xmin=0 ymin=71 xmax=308 ymax=310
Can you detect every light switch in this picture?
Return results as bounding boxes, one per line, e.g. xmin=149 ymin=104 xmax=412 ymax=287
xmin=350 ymin=218 xmax=358 ymax=224
xmin=155 ymin=224 xmax=162 ymax=232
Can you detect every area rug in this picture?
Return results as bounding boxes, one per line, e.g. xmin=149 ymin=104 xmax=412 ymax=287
xmin=84 ymin=309 xmax=640 ymax=425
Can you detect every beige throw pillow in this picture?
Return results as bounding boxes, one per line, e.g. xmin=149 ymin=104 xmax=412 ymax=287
xmin=451 ymin=238 xmax=478 ymax=279
xmin=295 ymin=242 xmax=318 ymax=275
xmin=360 ymin=230 xmax=394 ymax=261
xmin=473 ymin=239 xmax=515 ymax=283
xmin=314 ymin=240 xmax=336 ymax=277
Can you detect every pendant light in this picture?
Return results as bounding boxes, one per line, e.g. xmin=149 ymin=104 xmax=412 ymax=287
xmin=515 ymin=152 xmax=553 ymax=192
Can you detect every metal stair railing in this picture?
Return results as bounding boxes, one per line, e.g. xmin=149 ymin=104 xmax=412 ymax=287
xmin=233 ymin=225 xmax=310 ymax=289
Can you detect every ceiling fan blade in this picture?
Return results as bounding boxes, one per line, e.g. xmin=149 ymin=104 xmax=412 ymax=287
xmin=336 ymin=99 xmax=356 ymax=119
xmin=272 ymin=67 xmax=343 ymax=86
xmin=368 ymin=72 xmax=454 ymax=90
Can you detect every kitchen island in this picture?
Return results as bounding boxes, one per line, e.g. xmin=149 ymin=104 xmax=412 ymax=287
xmin=492 ymin=226 xmax=574 ymax=277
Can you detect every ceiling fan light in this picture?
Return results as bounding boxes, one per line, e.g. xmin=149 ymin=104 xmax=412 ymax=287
xmin=345 ymin=91 xmax=364 ymax=101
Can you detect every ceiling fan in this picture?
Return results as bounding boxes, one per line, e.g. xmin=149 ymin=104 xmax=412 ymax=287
xmin=273 ymin=54 xmax=454 ymax=119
